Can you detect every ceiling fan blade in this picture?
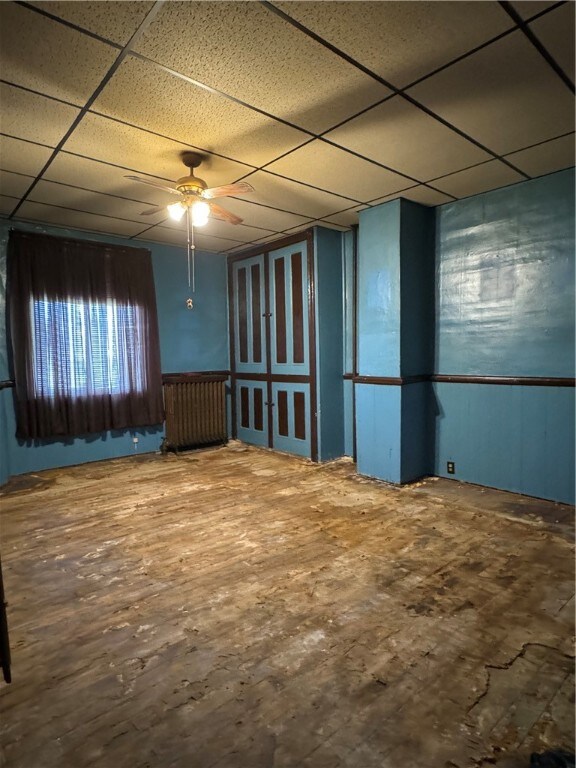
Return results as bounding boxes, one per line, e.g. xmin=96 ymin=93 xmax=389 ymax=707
xmin=203 ymin=181 xmax=254 ymax=199
xmin=140 ymin=205 xmax=164 ymax=216
xmin=125 ymin=175 xmax=181 ymax=196
xmin=209 ymin=202 xmax=243 ymax=225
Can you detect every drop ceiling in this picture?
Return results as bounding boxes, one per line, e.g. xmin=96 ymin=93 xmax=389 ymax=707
xmin=0 ymin=0 xmax=574 ymax=254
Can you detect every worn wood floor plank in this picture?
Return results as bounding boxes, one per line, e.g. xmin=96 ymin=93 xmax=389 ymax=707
xmin=0 ymin=443 xmax=574 ymax=768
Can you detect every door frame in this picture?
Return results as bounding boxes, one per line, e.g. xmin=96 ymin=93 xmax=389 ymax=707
xmin=228 ymin=229 xmax=318 ymax=461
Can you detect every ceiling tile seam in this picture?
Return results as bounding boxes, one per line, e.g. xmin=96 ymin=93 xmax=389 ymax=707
xmin=401 ymin=28 xmax=518 ymax=93
xmin=129 ymin=45 xmax=486 ymax=192
xmin=499 ymin=1 xmax=575 ymax=93
xmin=0 ymin=79 xmax=82 ymax=111
xmin=0 ymin=132 xmax=56 ymax=153
xmin=401 ymin=1 xmax=567 ymax=93
xmin=316 ymin=138 xmax=458 ymax=201
xmin=127 ymin=52 xmax=318 ymax=140
xmin=128 ymin=48 xmax=453 ymax=187
xmin=0 ymin=169 xmax=34 ymax=181
xmin=420 ymin=157 xmax=522 ymax=187
xmin=501 ymin=130 xmax=576 ymax=157
xmin=16 ymin=1 xmax=124 ymax=50
xmin=19 ymin=197 xmax=169 ymax=227
xmin=132 ymin=224 xmax=261 ymax=246
xmin=238 ymin=167 xmax=364 ymax=205
xmin=16 ymin=174 xmax=182 ymax=210
xmin=156 ymin=219 xmax=279 ymax=236
xmin=262 ymin=0 xmax=531 ymax=181
xmin=7 ymin=0 xmax=167 ymax=222
xmin=87 ymin=109 xmax=258 ymax=174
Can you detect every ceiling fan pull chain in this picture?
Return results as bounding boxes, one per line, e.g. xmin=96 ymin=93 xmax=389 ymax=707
xmin=185 ymin=206 xmax=195 ymax=309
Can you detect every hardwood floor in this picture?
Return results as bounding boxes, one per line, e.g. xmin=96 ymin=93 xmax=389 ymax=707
xmin=0 ymin=443 xmax=574 ymax=768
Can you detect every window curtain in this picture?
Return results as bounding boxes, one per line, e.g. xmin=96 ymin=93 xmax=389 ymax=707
xmin=8 ymin=230 xmax=164 ymax=439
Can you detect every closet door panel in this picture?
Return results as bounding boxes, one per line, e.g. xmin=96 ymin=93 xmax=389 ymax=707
xmin=236 ymin=379 xmax=268 ymax=447
xmin=232 ymin=255 xmax=267 ymax=375
xmin=269 ymin=243 xmax=309 ymax=377
xmin=271 ymin=381 xmax=311 ymax=458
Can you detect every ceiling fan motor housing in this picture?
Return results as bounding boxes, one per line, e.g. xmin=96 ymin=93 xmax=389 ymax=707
xmin=176 ymin=175 xmax=207 ymax=196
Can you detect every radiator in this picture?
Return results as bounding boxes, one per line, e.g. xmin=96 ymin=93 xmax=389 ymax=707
xmin=162 ymin=373 xmax=228 ymax=453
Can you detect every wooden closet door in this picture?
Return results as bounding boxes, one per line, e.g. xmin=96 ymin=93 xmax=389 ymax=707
xmin=268 ymin=243 xmax=312 ymax=457
xmin=269 ymin=243 xmax=309 ymax=377
xmin=232 ymin=255 xmax=269 ymax=447
xmin=232 ymin=255 xmax=267 ymax=375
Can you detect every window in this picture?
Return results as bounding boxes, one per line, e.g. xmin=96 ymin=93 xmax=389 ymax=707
xmin=8 ymin=230 xmax=164 ymax=439
xmin=31 ymin=298 xmax=146 ymax=399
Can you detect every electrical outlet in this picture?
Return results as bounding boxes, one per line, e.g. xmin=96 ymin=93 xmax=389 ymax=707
xmin=447 ymin=461 xmax=455 ymax=474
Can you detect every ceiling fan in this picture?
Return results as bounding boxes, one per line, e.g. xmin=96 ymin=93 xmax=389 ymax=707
xmin=125 ymin=151 xmax=254 ymax=226
xmin=125 ymin=152 xmax=254 ymax=308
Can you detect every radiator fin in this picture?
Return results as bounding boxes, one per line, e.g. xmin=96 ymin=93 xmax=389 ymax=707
xmin=163 ymin=376 xmax=227 ymax=451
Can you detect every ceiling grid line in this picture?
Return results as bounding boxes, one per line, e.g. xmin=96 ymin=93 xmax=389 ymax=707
xmin=499 ymin=0 xmax=575 ymax=92
xmin=1 ymin=0 xmax=573 ymax=248
xmin=262 ymin=0 xmax=531 ymax=179
xmin=7 ymin=0 xmax=167 ymax=221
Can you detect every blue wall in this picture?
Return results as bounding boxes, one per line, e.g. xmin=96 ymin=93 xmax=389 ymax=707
xmin=314 ymin=227 xmax=345 ymax=461
xmin=357 ymin=202 xmax=401 ymax=377
xmin=2 ymin=169 xmax=574 ymax=504
xmin=342 ymin=230 xmax=355 ymax=458
xmin=433 ymin=169 xmax=575 ymax=503
xmin=356 ymin=199 xmax=435 ymax=484
xmin=0 ymin=219 xmax=228 ymax=481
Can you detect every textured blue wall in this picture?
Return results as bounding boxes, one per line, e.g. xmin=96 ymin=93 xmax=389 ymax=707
xmin=357 ymin=200 xmax=435 ymax=483
xmin=434 ymin=169 xmax=575 ymax=503
xmin=152 ymin=246 xmax=229 ymax=373
xmin=433 ymin=382 xmax=574 ymax=504
xmin=400 ymin=200 xmax=435 ymax=377
xmin=342 ymin=230 xmax=355 ymax=458
xmin=436 ymin=169 xmax=575 ymax=377
xmin=357 ymin=202 xmax=401 ymax=377
xmin=314 ymin=227 xmax=345 ymax=461
xmin=0 ymin=219 xmax=228 ymax=480
xmin=356 ymin=384 xmax=401 ymax=483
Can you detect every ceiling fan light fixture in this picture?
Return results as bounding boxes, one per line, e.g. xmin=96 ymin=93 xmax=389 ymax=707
xmin=167 ymin=201 xmax=186 ymax=222
xmin=191 ymin=200 xmax=210 ymax=227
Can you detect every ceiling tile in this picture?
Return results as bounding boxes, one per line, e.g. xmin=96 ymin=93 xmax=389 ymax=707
xmin=0 ymin=195 xmax=19 ymax=216
xmin=275 ymin=1 xmax=512 ymax=88
xmin=320 ymin=207 xmax=365 ymax=227
xmin=62 ymin=113 xmax=252 ymax=183
xmin=0 ymin=83 xmax=80 ymax=146
xmin=160 ymin=214 xmax=276 ymax=243
xmin=202 ymin=198 xmax=313 ymax=233
xmin=529 ymin=3 xmax=575 ymax=80
xmin=16 ymin=200 xmax=145 ymax=237
xmin=325 ymin=96 xmax=491 ymax=182
xmin=408 ymin=31 xmax=575 ymax=155
xmin=242 ymin=171 xmax=356 ymax=219
xmin=29 ymin=180 xmax=168 ymax=225
xmin=264 ymin=140 xmax=410 ymax=202
xmin=137 ymin=225 xmax=245 ymax=253
xmin=0 ymin=136 xmax=53 ymax=177
xmin=46 ymin=153 xmax=185 ymax=207
xmin=510 ymin=2 xmax=559 ymax=21
xmin=0 ymin=170 xmax=34 ymax=199
xmin=92 ymin=56 xmax=309 ymax=168
xmin=29 ymin=1 xmax=155 ymax=46
xmin=432 ymin=160 xmax=526 ymax=199
xmin=133 ymin=1 xmax=390 ymax=133
xmin=369 ymin=185 xmax=454 ymax=207
xmin=0 ymin=3 xmax=118 ymax=106
xmin=504 ymin=134 xmax=575 ymax=177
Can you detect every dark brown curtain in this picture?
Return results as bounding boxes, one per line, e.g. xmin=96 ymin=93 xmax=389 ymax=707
xmin=8 ymin=230 xmax=164 ymax=439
